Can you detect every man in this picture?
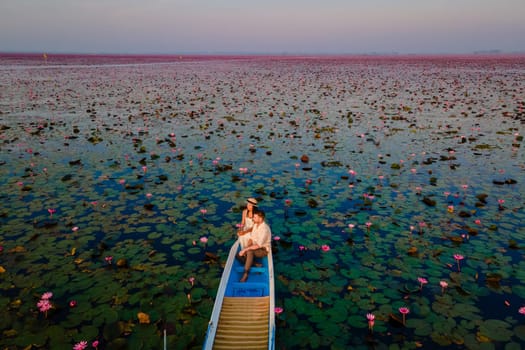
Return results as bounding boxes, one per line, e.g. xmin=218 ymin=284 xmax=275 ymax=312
xmin=236 ymin=209 xmax=271 ymax=282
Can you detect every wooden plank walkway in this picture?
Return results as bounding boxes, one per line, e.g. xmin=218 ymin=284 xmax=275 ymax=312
xmin=212 ymin=296 xmax=270 ymax=350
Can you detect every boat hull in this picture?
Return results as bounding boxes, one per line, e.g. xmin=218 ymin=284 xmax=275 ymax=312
xmin=203 ymin=240 xmax=275 ymax=350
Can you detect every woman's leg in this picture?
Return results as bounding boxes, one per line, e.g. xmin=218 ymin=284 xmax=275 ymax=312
xmin=238 ymin=235 xmax=249 ymax=249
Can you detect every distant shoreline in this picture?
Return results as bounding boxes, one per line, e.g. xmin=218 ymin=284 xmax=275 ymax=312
xmin=1 ymin=51 xmax=524 ymax=67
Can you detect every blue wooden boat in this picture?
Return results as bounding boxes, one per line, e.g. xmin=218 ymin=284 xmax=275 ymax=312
xmin=202 ymin=239 xmax=275 ymax=350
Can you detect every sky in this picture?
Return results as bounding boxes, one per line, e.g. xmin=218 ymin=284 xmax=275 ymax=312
xmin=1 ymin=0 xmax=524 ymax=55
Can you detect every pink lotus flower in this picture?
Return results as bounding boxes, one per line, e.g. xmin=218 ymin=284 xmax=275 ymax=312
xmin=474 ymin=219 xmax=481 ymax=225
xmin=47 ymin=208 xmax=56 ymax=217
xmin=72 ymin=226 xmax=79 ymax=232
xmin=321 ymin=244 xmax=330 ymax=252
xmin=200 ymin=208 xmax=207 ymax=215
xmin=399 ymin=307 xmax=410 ymax=325
xmin=274 ymin=307 xmax=284 ymax=315
xmin=200 ymin=236 xmax=208 ymax=244
xmin=418 ymin=277 xmax=428 ymax=290
xmin=519 ymin=306 xmax=525 ymax=315
xmin=37 ymin=298 xmax=52 ymax=312
xmin=366 ymin=313 xmax=375 ymax=331
xmin=73 ymin=341 xmax=88 ymax=350
xmin=454 ymin=254 xmax=464 ymax=271
xmin=146 ymin=193 xmax=153 ymax=199
xmin=447 ymin=205 xmax=454 ymax=213
xmin=348 ymin=224 xmax=355 ymax=230
xmin=298 ymin=245 xmax=306 ymax=251
xmin=273 ymin=236 xmax=281 ymax=241
xmin=440 ymin=280 xmax=448 ymax=294
xmin=285 ymin=199 xmax=292 ymax=206
xmin=41 ymin=292 xmax=53 ymax=300
xmin=69 ymin=300 xmax=77 ymax=308
xmin=105 ymin=256 xmax=113 ymax=264
xmin=188 ymin=276 xmax=195 ymax=287
xmin=92 ymin=340 xmax=99 ymax=349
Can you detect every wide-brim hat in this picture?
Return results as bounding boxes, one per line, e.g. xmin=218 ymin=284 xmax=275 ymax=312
xmin=246 ymin=198 xmax=258 ymax=206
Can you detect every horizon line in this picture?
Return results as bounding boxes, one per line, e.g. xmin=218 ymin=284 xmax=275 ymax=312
xmin=2 ymin=49 xmax=525 ymax=57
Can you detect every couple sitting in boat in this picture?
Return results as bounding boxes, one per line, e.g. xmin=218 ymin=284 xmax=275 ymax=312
xmin=236 ymin=198 xmax=271 ymax=283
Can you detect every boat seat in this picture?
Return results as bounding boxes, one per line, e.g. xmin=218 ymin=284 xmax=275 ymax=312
xmin=234 ymin=267 xmax=266 ymax=274
xmin=230 ymin=282 xmax=268 ymax=297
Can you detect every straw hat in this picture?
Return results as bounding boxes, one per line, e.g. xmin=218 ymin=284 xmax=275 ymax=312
xmin=246 ymin=198 xmax=258 ymax=206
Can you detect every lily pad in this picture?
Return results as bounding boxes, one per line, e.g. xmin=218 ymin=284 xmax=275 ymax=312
xmin=478 ymin=319 xmax=513 ymax=342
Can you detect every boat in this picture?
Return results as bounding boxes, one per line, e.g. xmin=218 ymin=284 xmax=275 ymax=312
xmin=202 ymin=239 xmax=275 ymax=350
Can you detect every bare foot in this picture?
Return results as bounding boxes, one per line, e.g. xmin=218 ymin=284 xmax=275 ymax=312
xmin=240 ymin=272 xmax=249 ymax=282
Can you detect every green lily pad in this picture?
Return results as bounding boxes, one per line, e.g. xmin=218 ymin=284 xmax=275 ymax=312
xmin=478 ymin=319 xmax=513 ymax=342
xmin=1 ymin=55 xmax=525 ymax=350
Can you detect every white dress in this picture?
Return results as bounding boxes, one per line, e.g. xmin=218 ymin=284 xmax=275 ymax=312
xmin=239 ymin=215 xmax=254 ymax=249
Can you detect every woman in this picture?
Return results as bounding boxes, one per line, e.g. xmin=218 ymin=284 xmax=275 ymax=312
xmin=237 ymin=197 xmax=257 ymax=248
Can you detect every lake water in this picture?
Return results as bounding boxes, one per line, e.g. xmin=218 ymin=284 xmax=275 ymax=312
xmin=0 ymin=53 xmax=524 ymax=349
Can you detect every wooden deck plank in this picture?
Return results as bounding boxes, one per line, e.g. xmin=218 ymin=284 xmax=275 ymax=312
xmin=213 ymin=296 xmax=270 ymax=350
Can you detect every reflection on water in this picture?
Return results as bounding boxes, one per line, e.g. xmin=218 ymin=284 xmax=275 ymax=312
xmin=0 ymin=54 xmax=524 ymax=349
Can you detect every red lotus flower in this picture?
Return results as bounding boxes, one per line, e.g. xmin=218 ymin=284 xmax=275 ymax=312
xmin=399 ymin=307 xmax=410 ymax=325
xmin=366 ymin=313 xmax=375 ymax=331
xmin=454 ymin=254 xmax=464 ymax=271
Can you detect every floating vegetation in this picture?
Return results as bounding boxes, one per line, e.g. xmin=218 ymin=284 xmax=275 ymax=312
xmin=0 ymin=54 xmax=524 ymax=349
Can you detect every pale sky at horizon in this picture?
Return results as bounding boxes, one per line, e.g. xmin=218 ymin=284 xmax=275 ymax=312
xmin=1 ymin=0 xmax=524 ymax=55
